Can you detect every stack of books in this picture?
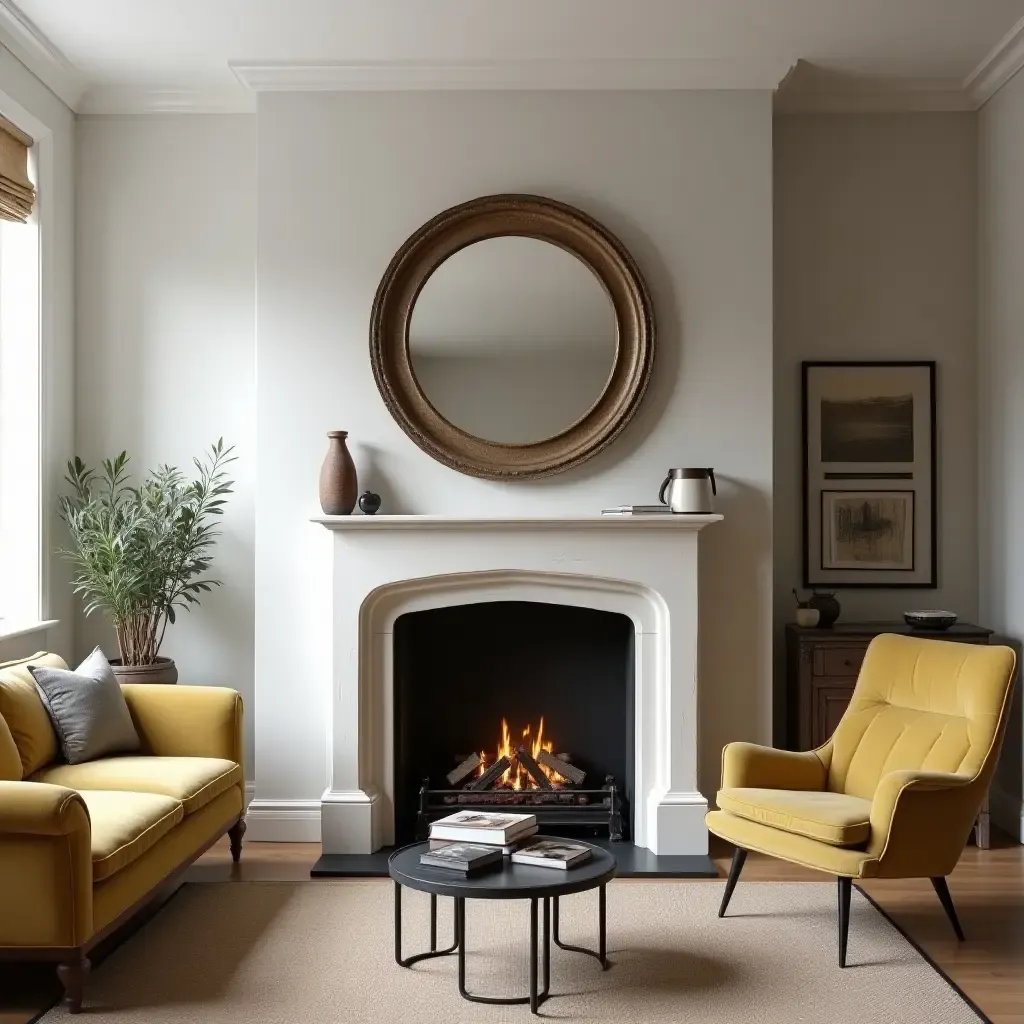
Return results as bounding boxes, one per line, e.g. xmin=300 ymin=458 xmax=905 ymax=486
xmin=419 ymin=811 xmax=538 ymax=874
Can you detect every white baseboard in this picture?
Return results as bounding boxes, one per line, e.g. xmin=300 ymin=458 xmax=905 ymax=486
xmin=989 ymin=785 xmax=1024 ymax=843
xmin=245 ymin=796 xmax=322 ymax=843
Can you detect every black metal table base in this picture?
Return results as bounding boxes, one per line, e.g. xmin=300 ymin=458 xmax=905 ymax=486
xmin=394 ymin=882 xmax=608 ymax=1014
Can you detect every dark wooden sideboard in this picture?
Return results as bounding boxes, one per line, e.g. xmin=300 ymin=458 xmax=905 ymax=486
xmin=784 ymin=621 xmax=995 ymax=847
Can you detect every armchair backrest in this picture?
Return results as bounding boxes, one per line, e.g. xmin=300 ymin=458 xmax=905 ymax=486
xmin=827 ymin=634 xmax=1016 ymax=799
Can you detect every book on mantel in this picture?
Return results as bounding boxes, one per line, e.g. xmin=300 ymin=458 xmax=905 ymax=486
xmin=600 ymin=505 xmax=674 ymax=516
xmin=419 ymin=842 xmax=503 ymax=874
xmin=428 ymin=810 xmax=538 ymax=845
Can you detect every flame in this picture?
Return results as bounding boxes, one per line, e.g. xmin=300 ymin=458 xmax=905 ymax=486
xmin=477 ymin=717 xmax=558 ymax=790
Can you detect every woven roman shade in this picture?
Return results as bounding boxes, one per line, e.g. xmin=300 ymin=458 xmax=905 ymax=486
xmin=0 ymin=116 xmax=35 ymax=223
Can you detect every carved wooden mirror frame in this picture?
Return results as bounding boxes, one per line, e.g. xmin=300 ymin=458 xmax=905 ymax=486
xmin=370 ymin=194 xmax=655 ymax=480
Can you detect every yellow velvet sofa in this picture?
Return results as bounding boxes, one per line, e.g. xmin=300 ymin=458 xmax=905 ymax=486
xmin=707 ymin=633 xmax=1016 ymax=967
xmin=0 ymin=652 xmax=246 ymax=1013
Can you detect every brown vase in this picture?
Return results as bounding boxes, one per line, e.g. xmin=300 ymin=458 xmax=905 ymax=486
xmin=319 ymin=430 xmax=358 ymax=515
xmin=109 ymin=657 xmax=178 ymax=685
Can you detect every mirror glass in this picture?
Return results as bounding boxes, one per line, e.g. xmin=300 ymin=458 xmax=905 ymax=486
xmin=409 ymin=237 xmax=617 ymax=444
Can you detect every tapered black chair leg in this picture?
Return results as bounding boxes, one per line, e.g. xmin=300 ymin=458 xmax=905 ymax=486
xmin=930 ymin=877 xmax=965 ymax=941
xmin=837 ymin=876 xmax=852 ymax=967
xmin=718 ymin=847 xmax=747 ymax=918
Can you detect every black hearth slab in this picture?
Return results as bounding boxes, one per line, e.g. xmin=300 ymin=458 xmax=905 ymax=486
xmin=310 ymin=842 xmax=718 ymax=879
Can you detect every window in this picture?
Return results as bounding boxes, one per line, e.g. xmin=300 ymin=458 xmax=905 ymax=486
xmin=0 ymin=114 xmax=40 ymax=630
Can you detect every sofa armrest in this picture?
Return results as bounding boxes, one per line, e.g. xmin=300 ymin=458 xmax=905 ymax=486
xmin=869 ymin=769 xmax=980 ymax=877
xmin=720 ymin=741 xmax=829 ymax=792
xmin=0 ymin=781 xmax=93 ymax=947
xmin=121 ymin=685 xmax=243 ymax=765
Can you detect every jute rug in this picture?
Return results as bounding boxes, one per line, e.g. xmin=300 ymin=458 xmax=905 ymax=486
xmin=39 ymin=880 xmax=982 ymax=1023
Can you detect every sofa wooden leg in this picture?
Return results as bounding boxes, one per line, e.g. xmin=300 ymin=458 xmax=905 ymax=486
xmin=931 ymin=876 xmax=965 ymax=941
xmin=229 ymin=818 xmax=247 ymax=864
xmin=718 ymin=847 xmax=747 ymax=918
xmin=837 ymin=877 xmax=851 ymax=968
xmin=57 ymin=956 xmax=90 ymax=1014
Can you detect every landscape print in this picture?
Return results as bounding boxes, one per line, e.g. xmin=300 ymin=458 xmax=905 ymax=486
xmin=824 ymin=491 xmax=913 ymax=571
xmin=820 ymin=393 xmax=914 ymax=463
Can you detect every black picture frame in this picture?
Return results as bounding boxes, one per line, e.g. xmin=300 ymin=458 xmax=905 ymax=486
xmin=802 ymin=361 xmax=936 ymax=589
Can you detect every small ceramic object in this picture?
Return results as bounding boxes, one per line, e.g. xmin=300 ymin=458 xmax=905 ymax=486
xmin=358 ymin=490 xmax=381 ymax=515
xmin=809 ymin=590 xmax=841 ymax=628
xmin=904 ymin=610 xmax=958 ymax=631
xmin=795 ymin=607 xmax=820 ymax=628
xmin=319 ymin=431 xmax=358 ymax=515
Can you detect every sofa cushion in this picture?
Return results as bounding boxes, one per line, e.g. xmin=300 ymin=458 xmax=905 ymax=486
xmin=0 ymin=653 xmax=66 ymax=776
xmin=0 ymin=714 xmax=21 ymax=781
xmin=717 ymin=787 xmax=873 ymax=847
xmin=78 ymin=790 xmax=184 ymax=882
xmin=29 ymin=648 xmax=141 ymax=765
xmin=34 ymin=756 xmax=242 ymax=816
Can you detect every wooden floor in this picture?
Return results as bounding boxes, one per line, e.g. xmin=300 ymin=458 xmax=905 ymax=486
xmin=3 ymin=833 xmax=1022 ymax=1023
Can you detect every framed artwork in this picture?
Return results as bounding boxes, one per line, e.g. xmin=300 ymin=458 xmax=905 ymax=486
xmin=803 ymin=362 xmax=936 ymax=588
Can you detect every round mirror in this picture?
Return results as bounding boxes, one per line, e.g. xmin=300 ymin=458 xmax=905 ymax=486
xmin=409 ymin=237 xmax=617 ymax=444
xmin=371 ymin=194 xmax=654 ymax=479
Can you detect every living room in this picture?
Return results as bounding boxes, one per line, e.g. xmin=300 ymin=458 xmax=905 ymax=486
xmin=0 ymin=2 xmax=1023 ymax=1021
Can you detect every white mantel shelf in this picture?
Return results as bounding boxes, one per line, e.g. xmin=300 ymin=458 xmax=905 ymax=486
xmin=313 ymin=513 xmax=723 ymax=531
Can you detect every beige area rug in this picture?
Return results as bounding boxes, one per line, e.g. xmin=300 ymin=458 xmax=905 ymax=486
xmin=40 ymin=880 xmax=982 ymax=1023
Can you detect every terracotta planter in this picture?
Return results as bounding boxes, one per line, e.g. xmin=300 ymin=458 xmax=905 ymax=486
xmin=319 ymin=430 xmax=358 ymax=515
xmin=109 ymin=657 xmax=178 ymax=685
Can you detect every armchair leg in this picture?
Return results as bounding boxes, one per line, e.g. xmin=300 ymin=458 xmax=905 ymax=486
xmin=837 ymin=877 xmax=851 ymax=968
xmin=718 ymin=847 xmax=747 ymax=918
xmin=229 ymin=818 xmax=247 ymax=864
xmin=57 ymin=955 xmax=90 ymax=1014
xmin=930 ymin=877 xmax=965 ymax=941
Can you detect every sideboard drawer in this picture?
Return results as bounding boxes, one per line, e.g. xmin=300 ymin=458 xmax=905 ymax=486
xmin=813 ymin=647 xmax=866 ymax=677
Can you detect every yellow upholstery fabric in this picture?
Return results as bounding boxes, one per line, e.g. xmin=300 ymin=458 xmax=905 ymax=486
xmin=0 ymin=665 xmax=245 ymax=952
xmin=0 ymin=712 xmax=22 ymax=781
xmin=35 ymin=757 xmax=242 ymax=816
xmin=122 ymin=684 xmax=243 ymax=764
xmin=707 ymin=634 xmax=1016 ymax=880
xmin=717 ymin=788 xmax=872 ymax=846
xmin=93 ymin=785 xmax=242 ymax=933
xmin=0 ymin=780 xmax=92 ymax=946
xmin=78 ymin=790 xmax=184 ymax=882
xmin=0 ymin=652 xmax=66 ymax=775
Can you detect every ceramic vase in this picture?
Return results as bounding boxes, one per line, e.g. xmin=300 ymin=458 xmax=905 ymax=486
xmin=319 ymin=431 xmax=358 ymax=515
xmin=810 ymin=590 xmax=841 ymax=628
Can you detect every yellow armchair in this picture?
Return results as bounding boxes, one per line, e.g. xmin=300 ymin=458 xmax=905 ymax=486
xmin=707 ymin=633 xmax=1016 ymax=967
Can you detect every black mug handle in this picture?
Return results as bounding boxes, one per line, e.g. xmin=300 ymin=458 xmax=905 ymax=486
xmin=708 ymin=468 xmax=717 ymax=496
xmin=658 ymin=476 xmax=671 ymax=505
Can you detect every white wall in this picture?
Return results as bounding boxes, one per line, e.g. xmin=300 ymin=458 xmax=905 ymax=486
xmin=979 ymin=70 xmax=1024 ymax=839
xmin=254 ymin=90 xmax=775 ymax=825
xmin=75 ymin=115 xmax=257 ymax=775
xmin=0 ymin=49 xmax=75 ymax=665
xmin=774 ymin=114 xmax=979 ymax=738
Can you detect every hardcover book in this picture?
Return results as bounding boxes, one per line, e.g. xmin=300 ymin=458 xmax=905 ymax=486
xmin=510 ymin=839 xmax=593 ymax=870
xmin=418 ymin=842 xmax=503 ymax=874
xmin=428 ymin=810 xmax=538 ymax=845
xmin=429 ymin=826 xmax=538 ymax=856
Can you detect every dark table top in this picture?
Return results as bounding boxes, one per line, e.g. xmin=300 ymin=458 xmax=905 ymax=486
xmin=785 ymin=621 xmax=992 ymax=639
xmin=388 ymin=839 xmax=617 ymax=900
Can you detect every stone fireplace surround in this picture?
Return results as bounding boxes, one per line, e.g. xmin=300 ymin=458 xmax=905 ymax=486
xmin=315 ymin=514 xmax=721 ymax=856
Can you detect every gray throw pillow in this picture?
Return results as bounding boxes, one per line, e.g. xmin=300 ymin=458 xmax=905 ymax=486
xmin=29 ymin=647 xmax=140 ymax=765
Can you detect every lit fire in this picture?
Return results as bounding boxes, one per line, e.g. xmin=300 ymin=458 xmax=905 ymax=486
xmin=478 ymin=717 xmax=559 ymax=790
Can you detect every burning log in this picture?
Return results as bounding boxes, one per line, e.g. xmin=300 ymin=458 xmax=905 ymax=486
xmin=537 ymin=749 xmax=586 ymax=786
xmin=446 ymin=752 xmax=482 ymax=786
xmin=516 ymin=746 xmax=552 ymax=789
xmin=466 ymin=755 xmax=512 ymax=791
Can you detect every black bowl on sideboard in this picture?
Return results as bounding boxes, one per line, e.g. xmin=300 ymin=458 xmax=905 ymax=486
xmin=904 ymin=610 xmax=958 ymax=631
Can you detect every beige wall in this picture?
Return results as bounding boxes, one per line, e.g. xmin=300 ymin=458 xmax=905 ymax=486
xmin=979 ymin=70 xmax=1024 ymax=838
xmin=774 ymin=113 xmax=979 ymax=739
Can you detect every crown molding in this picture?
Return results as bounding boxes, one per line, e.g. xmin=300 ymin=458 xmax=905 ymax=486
xmin=964 ymin=13 xmax=1024 ymax=107
xmin=0 ymin=0 xmax=85 ymax=110
xmin=78 ymin=84 xmax=255 ymax=116
xmin=230 ymin=57 xmax=789 ymax=93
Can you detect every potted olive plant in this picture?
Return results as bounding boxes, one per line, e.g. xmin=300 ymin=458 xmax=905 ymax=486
xmin=59 ymin=440 xmax=235 ymax=684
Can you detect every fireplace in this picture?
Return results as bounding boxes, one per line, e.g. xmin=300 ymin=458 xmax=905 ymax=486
xmin=312 ymin=513 xmax=720 ymax=856
xmin=392 ymin=601 xmax=634 ymax=844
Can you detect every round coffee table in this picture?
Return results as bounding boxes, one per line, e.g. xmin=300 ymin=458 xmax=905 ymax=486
xmin=389 ymin=839 xmax=616 ymax=1014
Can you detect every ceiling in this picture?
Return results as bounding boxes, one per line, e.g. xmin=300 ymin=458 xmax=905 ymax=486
xmin=3 ymin=0 xmax=1024 ymax=113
